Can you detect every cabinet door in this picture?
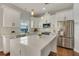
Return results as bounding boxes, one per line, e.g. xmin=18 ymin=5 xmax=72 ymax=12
xmin=10 ymin=38 xmax=20 ymax=56
xmin=31 ymin=18 xmax=40 ymax=28
xmin=0 ymin=36 xmax=3 ymax=51
xmin=3 ymin=36 xmax=10 ymax=54
xmin=3 ymin=6 xmax=20 ymax=27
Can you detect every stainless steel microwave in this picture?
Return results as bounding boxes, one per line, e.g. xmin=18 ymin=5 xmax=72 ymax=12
xmin=43 ymin=23 xmax=51 ymax=28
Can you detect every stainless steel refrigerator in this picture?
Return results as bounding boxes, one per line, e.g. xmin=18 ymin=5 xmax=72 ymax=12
xmin=57 ymin=20 xmax=74 ymax=49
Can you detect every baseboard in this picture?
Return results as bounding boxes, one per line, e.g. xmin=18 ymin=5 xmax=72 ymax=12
xmin=74 ymin=49 xmax=79 ymax=53
xmin=74 ymin=51 xmax=79 ymax=56
xmin=48 ymin=51 xmax=57 ymax=56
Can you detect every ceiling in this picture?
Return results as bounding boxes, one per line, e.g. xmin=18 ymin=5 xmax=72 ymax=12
xmin=13 ymin=3 xmax=73 ymax=17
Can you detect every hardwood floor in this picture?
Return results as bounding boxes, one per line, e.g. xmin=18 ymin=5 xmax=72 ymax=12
xmin=49 ymin=47 xmax=79 ymax=56
xmin=0 ymin=51 xmax=10 ymax=56
xmin=0 ymin=51 xmax=5 ymax=56
xmin=57 ymin=47 xmax=74 ymax=56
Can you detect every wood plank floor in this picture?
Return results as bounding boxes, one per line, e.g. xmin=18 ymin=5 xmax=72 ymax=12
xmin=0 ymin=52 xmax=10 ymax=56
xmin=49 ymin=47 xmax=79 ymax=56
xmin=0 ymin=52 xmax=5 ymax=56
xmin=57 ymin=47 xmax=74 ymax=56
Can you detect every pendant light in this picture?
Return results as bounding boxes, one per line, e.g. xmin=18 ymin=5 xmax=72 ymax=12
xmin=31 ymin=9 xmax=34 ymax=16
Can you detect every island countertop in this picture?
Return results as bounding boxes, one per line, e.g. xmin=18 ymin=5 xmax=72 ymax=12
xmin=20 ymin=34 xmax=56 ymax=50
xmin=10 ymin=33 xmax=57 ymax=56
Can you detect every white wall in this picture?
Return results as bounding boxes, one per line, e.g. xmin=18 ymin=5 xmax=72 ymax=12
xmin=74 ymin=4 xmax=79 ymax=52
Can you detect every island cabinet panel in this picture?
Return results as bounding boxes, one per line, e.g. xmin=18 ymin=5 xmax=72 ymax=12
xmin=10 ymin=38 xmax=20 ymax=56
xmin=10 ymin=35 xmax=57 ymax=56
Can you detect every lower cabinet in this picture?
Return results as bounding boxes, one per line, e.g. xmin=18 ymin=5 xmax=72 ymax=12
xmin=10 ymin=38 xmax=20 ymax=56
xmin=2 ymin=36 xmax=10 ymax=54
xmin=0 ymin=36 xmax=3 ymax=51
xmin=10 ymin=36 xmax=57 ymax=56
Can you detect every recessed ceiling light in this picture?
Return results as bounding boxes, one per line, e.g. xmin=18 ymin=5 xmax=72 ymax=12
xmin=43 ymin=7 xmax=46 ymax=10
xmin=41 ymin=17 xmax=44 ymax=19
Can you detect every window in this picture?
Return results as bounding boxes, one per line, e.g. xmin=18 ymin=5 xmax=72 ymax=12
xmin=20 ymin=22 xmax=28 ymax=33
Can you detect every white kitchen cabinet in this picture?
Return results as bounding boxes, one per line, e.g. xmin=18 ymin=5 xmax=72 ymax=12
xmin=31 ymin=13 xmax=53 ymax=28
xmin=2 ymin=6 xmax=20 ymax=27
xmin=0 ymin=6 xmax=3 ymax=27
xmin=31 ymin=17 xmax=40 ymax=28
xmin=2 ymin=35 xmax=10 ymax=54
xmin=10 ymin=34 xmax=57 ymax=56
xmin=39 ymin=19 xmax=51 ymax=28
xmin=39 ymin=13 xmax=53 ymax=28
xmin=33 ymin=19 xmax=40 ymax=28
xmin=10 ymin=38 xmax=20 ymax=56
xmin=0 ymin=36 xmax=3 ymax=51
xmin=55 ymin=9 xmax=73 ymax=21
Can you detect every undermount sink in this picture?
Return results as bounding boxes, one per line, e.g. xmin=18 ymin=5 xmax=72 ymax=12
xmin=41 ymin=32 xmax=51 ymax=35
xmin=16 ymin=34 xmax=26 ymax=38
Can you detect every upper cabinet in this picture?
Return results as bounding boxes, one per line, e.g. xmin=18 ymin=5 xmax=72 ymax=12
xmin=41 ymin=13 xmax=51 ymax=23
xmin=31 ymin=17 xmax=40 ymax=28
xmin=2 ymin=6 xmax=21 ymax=27
xmin=31 ymin=13 xmax=56 ymax=28
xmin=0 ymin=6 xmax=3 ymax=27
xmin=74 ymin=4 xmax=79 ymax=23
xmin=55 ymin=9 xmax=73 ymax=21
xmin=39 ymin=13 xmax=54 ymax=28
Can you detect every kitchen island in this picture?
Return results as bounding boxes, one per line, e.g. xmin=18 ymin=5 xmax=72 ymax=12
xmin=10 ymin=33 xmax=57 ymax=56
